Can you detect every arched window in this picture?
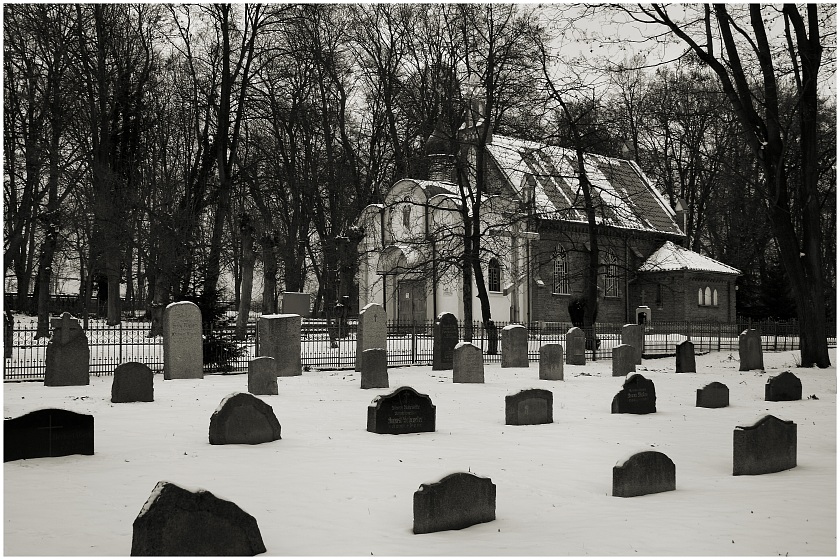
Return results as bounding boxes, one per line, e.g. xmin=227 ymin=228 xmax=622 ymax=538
xmin=402 ymin=203 xmax=411 ymax=228
xmin=705 ymin=287 xmax=712 ymax=306
xmin=698 ymin=288 xmax=704 ymax=305
xmin=553 ymin=246 xmax=569 ymax=294
xmin=488 ymin=258 xmax=501 ymax=292
xmin=656 ymin=283 xmax=663 ymax=309
xmin=713 ymin=288 xmax=718 ymax=307
xmin=604 ymin=250 xmax=619 ymax=297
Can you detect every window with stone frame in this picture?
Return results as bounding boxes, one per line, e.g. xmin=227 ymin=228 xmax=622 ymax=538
xmin=553 ymin=246 xmax=570 ymax=294
xmin=402 ymin=200 xmax=411 ymax=228
xmin=713 ymin=288 xmax=718 ymax=307
xmin=656 ymin=283 xmax=663 ymax=309
xmin=488 ymin=258 xmax=502 ymax=292
xmin=604 ymin=250 xmax=619 ymax=298
xmin=698 ymin=287 xmax=704 ymax=305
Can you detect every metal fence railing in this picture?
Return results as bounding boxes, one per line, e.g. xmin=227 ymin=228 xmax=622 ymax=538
xmin=4 ymin=317 xmax=834 ymax=382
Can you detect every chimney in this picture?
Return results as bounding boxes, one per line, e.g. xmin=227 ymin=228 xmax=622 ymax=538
xmin=674 ymin=198 xmax=689 ymax=246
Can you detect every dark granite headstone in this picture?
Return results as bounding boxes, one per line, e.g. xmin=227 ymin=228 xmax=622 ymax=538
xmin=111 ymin=362 xmax=154 ymax=403
xmin=367 ymin=386 xmax=436 ymax=434
xmin=501 ymin=324 xmax=528 ymax=368
xmin=432 ymin=312 xmax=459 ymax=370
xmin=612 ymin=344 xmax=636 ymax=377
xmin=738 ymin=329 xmax=764 ymax=371
xmin=44 ymin=312 xmax=90 ymax=386
xmin=248 ymin=356 xmax=278 ymax=395
xmin=611 ymin=374 xmax=656 ymax=414
xmin=131 ymin=481 xmax=266 ymax=556
xmin=733 ymin=415 xmax=797 ymax=475
xmin=565 ymin=327 xmax=586 ymax=365
xmin=4 ymin=408 xmax=94 ymax=462
xmin=621 ymin=324 xmax=644 ymax=364
xmin=413 ymin=472 xmax=496 ymax=534
xmin=209 ymin=393 xmax=282 ymax=445
xmin=505 ymin=389 xmax=553 ymax=425
xmin=765 ymin=371 xmax=802 ymax=402
xmin=360 ymin=347 xmax=389 ymax=389
xmin=613 ymin=451 xmax=676 ymax=497
xmin=675 ymin=340 xmax=696 ymax=373
xmin=538 ymin=344 xmax=564 ymax=380
xmin=453 ymin=342 xmax=484 ymax=383
xmin=696 ymin=381 xmax=729 ymax=408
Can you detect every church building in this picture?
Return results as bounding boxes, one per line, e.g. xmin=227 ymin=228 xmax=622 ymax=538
xmin=356 ymin=127 xmax=740 ymax=326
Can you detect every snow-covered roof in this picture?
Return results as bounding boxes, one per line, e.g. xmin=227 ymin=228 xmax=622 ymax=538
xmin=485 ymin=134 xmax=684 ymax=237
xmin=639 ymin=241 xmax=741 ymax=275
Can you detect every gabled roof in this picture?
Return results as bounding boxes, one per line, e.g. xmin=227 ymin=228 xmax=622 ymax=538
xmin=639 ymin=241 xmax=741 ymax=275
xmin=485 ymin=134 xmax=684 ymax=237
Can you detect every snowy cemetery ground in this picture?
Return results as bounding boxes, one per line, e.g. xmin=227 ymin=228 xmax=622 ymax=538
xmin=3 ymin=348 xmax=836 ymax=556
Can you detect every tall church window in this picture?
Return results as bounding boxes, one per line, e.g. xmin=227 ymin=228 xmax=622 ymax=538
xmin=713 ymin=288 xmax=718 ymax=307
xmin=488 ymin=258 xmax=501 ymax=292
xmin=553 ymin=246 xmax=569 ymax=294
xmin=402 ymin=201 xmax=411 ymax=228
xmin=604 ymin=250 xmax=619 ymax=298
xmin=698 ymin=288 xmax=704 ymax=305
xmin=704 ymin=287 xmax=712 ymax=306
xmin=656 ymin=283 xmax=663 ymax=309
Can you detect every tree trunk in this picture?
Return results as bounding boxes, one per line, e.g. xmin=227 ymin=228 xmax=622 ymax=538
xmin=235 ymin=220 xmax=256 ymax=340
xmin=261 ymin=235 xmax=278 ymax=314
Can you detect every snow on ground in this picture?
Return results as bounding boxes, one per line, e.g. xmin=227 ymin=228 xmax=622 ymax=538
xmin=3 ymin=349 xmax=836 ymax=556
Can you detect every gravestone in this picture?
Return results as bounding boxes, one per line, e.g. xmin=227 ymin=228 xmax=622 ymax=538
xmin=360 ymin=348 xmax=389 ymax=389
xmin=4 ymin=309 xmax=13 ymax=359
xmin=44 ymin=312 xmax=90 ymax=386
xmin=696 ymin=382 xmax=729 ymax=408
xmin=675 ymin=340 xmax=696 ymax=373
xmin=163 ymin=302 xmax=203 ymax=380
xmin=565 ymin=327 xmax=586 ymax=365
xmin=538 ymin=344 xmax=564 ymax=381
xmin=611 ymin=374 xmax=656 ymax=414
xmin=621 ymin=324 xmax=644 ymax=364
xmin=131 ymin=481 xmax=266 ymax=556
xmin=257 ymin=313 xmax=301 ymax=377
xmin=612 ymin=344 xmax=636 ymax=377
xmin=501 ymin=324 xmax=528 ymax=368
xmin=281 ymin=292 xmax=311 ymax=318
xmin=367 ymin=386 xmax=436 ymax=434
xmin=738 ymin=329 xmax=764 ymax=371
xmin=248 ymin=357 xmax=278 ymax=396
xmin=413 ymin=472 xmax=496 ymax=534
xmin=505 ymin=389 xmax=553 ymax=425
xmin=355 ymin=303 xmax=386 ymax=372
xmin=453 ymin=342 xmax=484 ymax=383
xmin=432 ymin=312 xmax=459 ymax=370
xmin=733 ymin=415 xmax=797 ymax=475
xmin=612 ymin=451 xmax=676 ymax=497
xmin=4 ymin=408 xmax=94 ymax=462
xmin=765 ymin=371 xmax=802 ymax=402
xmin=111 ymin=362 xmax=154 ymax=403
xmin=209 ymin=393 xmax=282 ymax=445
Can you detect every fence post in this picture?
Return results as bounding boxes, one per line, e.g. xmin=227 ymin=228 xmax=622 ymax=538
xmin=411 ymin=320 xmax=417 ymax=364
xmin=119 ymin=322 xmax=123 ymax=365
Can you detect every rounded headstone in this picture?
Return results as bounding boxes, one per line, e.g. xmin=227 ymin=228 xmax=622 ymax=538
xmin=209 ymin=393 xmax=282 ymax=445
xmin=112 ymin=362 xmax=154 ymax=403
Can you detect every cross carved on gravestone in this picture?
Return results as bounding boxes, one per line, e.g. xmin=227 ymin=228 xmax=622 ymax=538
xmin=35 ymin=413 xmax=63 ymax=456
xmin=50 ymin=312 xmax=81 ymax=345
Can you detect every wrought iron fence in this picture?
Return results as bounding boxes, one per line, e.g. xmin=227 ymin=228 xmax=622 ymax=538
xmin=3 ymin=316 xmax=834 ymax=382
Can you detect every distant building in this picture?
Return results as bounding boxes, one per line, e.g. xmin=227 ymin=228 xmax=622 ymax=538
xmin=356 ymin=129 xmax=740 ymax=325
